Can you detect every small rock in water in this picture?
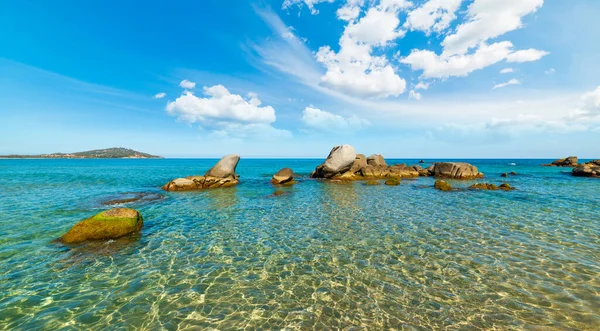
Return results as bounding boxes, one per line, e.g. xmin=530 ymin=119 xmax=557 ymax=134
xmin=501 ymin=173 xmax=508 ymax=178
xmin=365 ymin=180 xmax=380 ymax=186
xmin=434 ymin=180 xmax=452 ymax=191
xmin=60 ymin=208 xmax=143 ymax=244
xmin=271 ymin=168 xmax=295 ymax=185
xmin=385 ymin=179 xmax=401 ymax=186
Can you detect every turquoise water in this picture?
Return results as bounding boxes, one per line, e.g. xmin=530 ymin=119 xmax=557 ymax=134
xmin=0 ymin=159 xmax=599 ymax=330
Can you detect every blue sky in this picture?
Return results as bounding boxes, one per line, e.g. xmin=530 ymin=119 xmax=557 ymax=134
xmin=1 ymin=0 xmax=599 ymax=158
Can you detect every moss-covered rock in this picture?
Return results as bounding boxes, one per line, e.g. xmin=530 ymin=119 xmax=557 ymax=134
xmin=60 ymin=208 xmax=143 ymax=244
xmin=365 ymin=180 xmax=380 ymax=185
xmin=434 ymin=180 xmax=452 ymax=191
xmin=384 ymin=179 xmax=401 ymax=186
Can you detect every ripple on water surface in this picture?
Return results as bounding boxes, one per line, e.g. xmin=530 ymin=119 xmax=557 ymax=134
xmin=0 ymin=159 xmax=599 ymax=330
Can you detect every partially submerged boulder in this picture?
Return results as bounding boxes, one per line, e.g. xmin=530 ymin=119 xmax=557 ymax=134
xmin=163 ymin=154 xmax=240 ymax=191
xmin=434 ymin=180 xmax=452 ymax=191
xmin=271 ymin=168 xmax=295 ymax=185
xmin=311 ymin=145 xmax=357 ymax=178
xmin=432 ymin=162 xmax=484 ymax=179
xmin=61 ymin=208 xmax=143 ymax=244
xmin=385 ymin=179 xmax=401 ymax=186
xmin=543 ymin=156 xmax=578 ymax=167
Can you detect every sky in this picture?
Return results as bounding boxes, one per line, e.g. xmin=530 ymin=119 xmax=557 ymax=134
xmin=1 ymin=0 xmax=600 ymax=158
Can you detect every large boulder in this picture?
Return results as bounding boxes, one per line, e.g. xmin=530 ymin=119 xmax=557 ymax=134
xmin=543 ymin=156 xmax=578 ymax=167
xmin=367 ymin=154 xmax=387 ymax=167
xmin=60 ymin=208 xmax=143 ymax=244
xmin=573 ymin=164 xmax=600 ymax=178
xmin=204 ymin=154 xmax=240 ymax=178
xmin=163 ymin=155 xmax=240 ymax=191
xmin=311 ymin=145 xmax=357 ymax=178
xmin=432 ymin=162 xmax=484 ymax=179
xmin=271 ymin=168 xmax=295 ymax=185
xmin=348 ymin=154 xmax=368 ymax=174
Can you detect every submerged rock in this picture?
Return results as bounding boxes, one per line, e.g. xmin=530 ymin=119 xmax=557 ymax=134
xmin=434 ymin=180 xmax=452 ymax=191
xmin=432 ymin=162 xmax=484 ymax=179
xmin=384 ymin=179 xmax=401 ymax=186
xmin=469 ymin=183 xmax=515 ymax=191
xmin=271 ymin=168 xmax=295 ymax=185
xmin=543 ymin=156 xmax=578 ymax=167
xmin=102 ymin=192 xmax=164 ymax=206
xmin=365 ymin=180 xmax=380 ymax=185
xmin=163 ymin=155 xmax=240 ymax=191
xmin=60 ymin=208 xmax=143 ymax=244
xmin=311 ymin=145 xmax=357 ymax=178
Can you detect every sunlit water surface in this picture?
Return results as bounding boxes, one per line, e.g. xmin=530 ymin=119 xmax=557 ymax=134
xmin=0 ymin=159 xmax=599 ymax=330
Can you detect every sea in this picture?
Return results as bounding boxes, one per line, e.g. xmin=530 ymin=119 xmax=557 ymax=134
xmin=0 ymin=158 xmax=598 ymax=330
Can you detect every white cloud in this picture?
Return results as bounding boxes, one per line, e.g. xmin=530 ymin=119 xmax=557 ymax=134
xmin=301 ymin=106 xmax=370 ymax=131
xmin=500 ymin=68 xmax=514 ymax=74
xmin=576 ymin=86 xmax=600 ymax=119
xmin=179 ymin=79 xmax=196 ymax=89
xmin=442 ymin=0 xmax=544 ymax=56
xmin=166 ymin=84 xmax=290 ymax=138
xmin=409 ymin=90 xmax=422 ymax=100
xmin=404 ymin=0 xmax=463 ymax=35
xmin=493 ymin=78 xmax=520 ymax=89
xmin=506 ymin=49 xmax=549 ymax=63
xmin=282 ymin=0 xmax=334 ymax=14
xmin=415 ymin=82 xmax=429 ymax=90
xmin=153 ymin=92 xmax=166 ymax=99
xmin=545 ymin=68 xmax=555 ymax=75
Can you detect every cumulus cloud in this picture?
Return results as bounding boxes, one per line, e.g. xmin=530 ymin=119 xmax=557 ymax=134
xmin=404 ymin=0 xmax=462 ymax=35
xmin=500 ymin=68 xmax=514 ymax=74
xmin=493 ymin=79 xmax=521 ymax=89
xmin=301 ymin=106 xmax=370 ymax=132
xmin=153 ymin=92 xmax=166 ymax=99
xmin=179 ymin=79 xmax=196 ymax=89
xmin=409 ymin=90 xmax=422 ymax=100
xmin=575 ymin=86 xmax=600 ymax=119
xmin=442 ymin=0 xmax=544 ymax=56
xmin=506 ymin=49 xmax=549 ymax=63
xmin=282 ymin=0 xmax=334 ymax=14
xmin=166 ymin=84 xmax=290 ymax=138
xmin=415 ymin=82 xmax=429 ymax=90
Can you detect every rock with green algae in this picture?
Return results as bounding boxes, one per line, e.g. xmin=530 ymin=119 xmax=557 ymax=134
xmin=385 ymin=179 xmax=401 ymax=186
xmin=469 ymin=183 xmax=515 ymax=191
xmin=60 ymin=208 xmax=143 ymax=244
xmin=434 ymin=180 xmax=452 ymax=191
xmin=365 ymin=180 xmax=380 ymax=185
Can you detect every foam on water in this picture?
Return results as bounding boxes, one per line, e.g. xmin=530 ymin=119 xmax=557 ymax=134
xmin=0 ymin=159 xmax=599 ymax=329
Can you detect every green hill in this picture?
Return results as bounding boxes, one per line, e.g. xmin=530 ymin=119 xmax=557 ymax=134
xmin=0 ymin=147 xmax=162 ymax=159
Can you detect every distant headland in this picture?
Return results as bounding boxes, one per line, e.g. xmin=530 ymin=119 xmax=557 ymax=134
xmin=0 ymin=147 xmax=162 ymax=159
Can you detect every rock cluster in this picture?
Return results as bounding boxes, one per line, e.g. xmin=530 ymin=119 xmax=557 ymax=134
xmin=573 ymin=161 xmax=600 ymax=178
xmin=543 ymin=156 xmax=578 ymax=167
xmin=271 ymin=168 xmax=295 ymax=185
xmin=60 ymin=208 xmax=143 ymax=244
xmin=163 ymin=154 xmax=240 ymax=191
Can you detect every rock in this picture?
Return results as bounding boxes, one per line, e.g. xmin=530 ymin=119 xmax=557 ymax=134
xmin=365 ymin=180 xmax=380 ymax=185
xmin=411 ymin=165 xmax=423 ymax=172
xmin=543 ymin=156 xmax=578 ymax=167
xmin=469 ymin=183 xmax=515 ymax=191
xmin=348 ymin=154 xmax=368 ymax=174
xmin=388 ymin=166 xmax=419 ymax=178
xmin=510 ymin=172 xmax=517 ymax=175
xmin=204 ymin=154 xmax=240 ymax=178
xmin=271 ymin=168 xmax=295 ymax=185
xmin=102 ymin=192 xmax=164 ymax=206
xmin=418 ymin=165 xmax=434 ymax=177
xmin=367 ymin=154 xmax=387 ymax=167
xmin=163 ymin=155 xmax=240 ymax=191
xmin=501 ymin=173 xmax=508 ymax=178
xmin=419 ymin=160 xmax=425 ymax=164
xmin=311 ymin=145 xmax=357 ymax=178
xmin=432 ymin=162 xmax=484 ymax=179
xmin=60 ymin=208 xmax=143 ymax=244
xmin=434 ymin=180 xmax=452 ymax=191
xmin=385 ymin=179 xmax=401 ymax=186
xmin=272 ymin=190 xmax=287 ymax=196
xmin=573 ymin=164 xmax=600 ymax=178
xmin=586 ymin=160 xmax=600 ymax=166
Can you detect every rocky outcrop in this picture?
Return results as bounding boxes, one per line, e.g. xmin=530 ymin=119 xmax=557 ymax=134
xmin=432 ymin=162 xmax=484 ymax=179
xmin=469 ymin=183 xmax=515 ymax=191
xmin=60 ymin=208 xmax=143 ymax=244
xmin=543 ymin=156 xmax=578 ymax=167
xmin=573 ymin=164 xmax=600 ymax=178
xmin=311 ymin=145 xmax=357 ymax=178
xmin=434 ymin=180 xmax=452 ymax=191
xmin=271 ymin=168 xmax=295 ymax=185
xmin=163 ymin=155 xmax=240 ymax=191
xmin=367 ymin=154 xmax=387 ymax=167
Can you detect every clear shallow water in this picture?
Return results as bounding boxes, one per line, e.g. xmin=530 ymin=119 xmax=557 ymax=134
xmin=0 ymin=158 xmax=599 ymax=330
